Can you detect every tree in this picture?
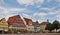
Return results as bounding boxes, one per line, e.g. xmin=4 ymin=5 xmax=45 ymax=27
xmin=53 ymin=20 xmax=60 ymax=32
xmin=45 ymin=22 xmax=54 ymax=32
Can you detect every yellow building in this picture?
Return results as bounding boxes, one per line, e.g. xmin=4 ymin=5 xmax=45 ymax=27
xmin=40 ymin=22 xmax=47 ymax=32
xmin=0 ymin=18 xmax=8 ymax=32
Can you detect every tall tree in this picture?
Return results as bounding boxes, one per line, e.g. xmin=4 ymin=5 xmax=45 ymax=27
xmin=45 ymin=22 xmax=54 ymax=32
xmin=53 ymin=20 xmax=60 ymax=32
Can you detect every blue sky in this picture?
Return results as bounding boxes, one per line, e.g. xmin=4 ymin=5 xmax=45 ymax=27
xmin=0 ymin=0 xmax=60 ymax=23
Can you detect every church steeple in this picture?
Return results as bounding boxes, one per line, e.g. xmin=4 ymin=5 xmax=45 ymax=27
xmin=47 ymin=19 xmax=49 ymax=23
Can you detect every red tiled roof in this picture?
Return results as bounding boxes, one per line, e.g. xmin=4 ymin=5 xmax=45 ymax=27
xmin=0 ymin=18 xmax=6 ymax=22
xmin=40 ymin=22 xmax=47 ymax=25
xmin=32 ymin=21 xmax=39 ymax=26
xmin=24 ymin=18 xmax=32 ymax=25
xmin=7 ymin=15 xmax=26 ymax=27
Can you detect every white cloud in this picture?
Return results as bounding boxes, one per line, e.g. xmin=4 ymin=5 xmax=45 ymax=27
xmin=22 ymin=13 xmax=32 ymax=19
xmin=46 ymin=0 xmax=52 ymax=2
xmin=41 ymin=8 xmax=50 ymax=10
xmin=56 ymin=14 xmax=60 ymax=22
xmin=35 ymin=0 xmax=44 ymax=3
xmin=48 ymin=10 xmax=60 ymax=22
xmin=0 ymin=6 xmax=27 ymax=20
xmin=33 ymin=12 xmax=47 ymax=17
xmin=17 ymin=0 xmax=44 ymax=6
xmin=48 ymin=12 xmax=56 ymax=15
xmin=17 ymin=0 xmax=34 ymax=6
xmin=0 ymin=0 xmax=3 ymax=3
xmin=0 ymin=7 xmax=26 ymax=15
xmin=39 ymin=7 xmax=60 ymax=15
xmin=9 ymin=8 xmax=26 ymax=11
xmin=22 ymin=13 xmax=37 ymax=22
xmin=56 ymin=0 xmax=60 ymax=3
xmin=55 ymin=0 xmax=60 ymax=6
xmin=57 ymin=15 xmax=60 ymax=19
xmin=55 ymin=10 xmax=60 ymax=21
xmin=0 ymin=0 xmax=4 ymax=4
xmin=48 ymin=10 xmax=60 ymax=15
xmin=33 ymin=12 xmax=48 ymax=21
xmin=33 ymin=9 xmax=60 ymax=22
xmin=40 ymin=7 xmax=56 ymax=11
xmin=38 ymin=19 xmax=47 ymax=23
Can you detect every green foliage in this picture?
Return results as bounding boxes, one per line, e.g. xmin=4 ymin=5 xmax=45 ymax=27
xmin=45 ymin=22 xmax=54 ymax=32
xmin=45 ymin=20 xmax=60 ymax=33
xmin=53 ymin=20 xmax=60 ymax=32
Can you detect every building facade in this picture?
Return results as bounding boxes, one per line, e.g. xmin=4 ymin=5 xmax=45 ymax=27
xmin=40 ymin=22 xmax=47 ymax=32
xmin=24 ymin=18 xmax=34 ymax=32
xmin=32 ymin=21 xmax=40 ymax=32
xmin=7 ymin=15 xmax=26 ymax=33
xmin=0 ymin=18 xmax=8 ymax=32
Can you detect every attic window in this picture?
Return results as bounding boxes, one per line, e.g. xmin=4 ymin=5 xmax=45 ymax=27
xmin=2 ymin=22 xmax=5 ymax=23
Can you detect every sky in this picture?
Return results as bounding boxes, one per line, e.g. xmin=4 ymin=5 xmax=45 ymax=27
xmin=0 ymin=0 xmax=60 ymax=23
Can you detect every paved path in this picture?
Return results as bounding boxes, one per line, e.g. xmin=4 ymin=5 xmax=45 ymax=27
xmin=0 ymin=33 xmax=60 ymax=35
